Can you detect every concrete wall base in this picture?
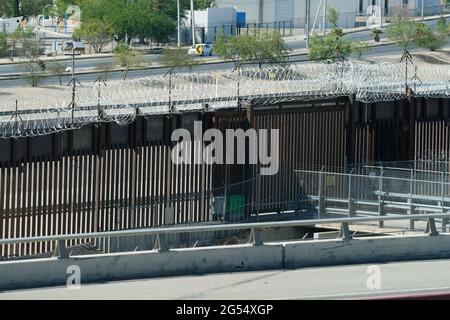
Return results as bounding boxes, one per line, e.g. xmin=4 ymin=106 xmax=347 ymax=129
xmin=1 ymin=234 xmax=450 ymax=291
xmin=0 ymin=244 xmax=283 ymax=291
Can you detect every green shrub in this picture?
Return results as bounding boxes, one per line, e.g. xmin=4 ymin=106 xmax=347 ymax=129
xmin=0 ymin=33 xmax=8 ymax=57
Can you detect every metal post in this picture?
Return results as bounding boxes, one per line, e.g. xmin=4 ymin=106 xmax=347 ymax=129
xmin=177 ymin=0 xmax=181 ymax=47
xmin=441 ymin=163 xmax=447 ymax=232
xmin=70 ymin=49 xmax=76 ymax=124
xmin=258 ymin=0 xmax=264 ymax=25
xmin=378 ymin=168 xmax=384 ymax=228
xmin=306 ymin=0 xmax=311 ymax=48
xmin=421 ymin=0 xmax=424 ymax=20
xmin=348 ymin=170 xmax=355 ymax=217
xmin=54 ymin=239 xmax=68 ymax=259
xmin=409 ymin=168 xmax=415 ymax=230
xmin=154 ymin=233 xmax=169 ymax=252
xmin=323 ymin=0 xmax=327 ymax=35
xmin=318 ymin=170 xmax=325 ymax=219
xmin=71 ymin=49 xmax=75 ymax=80
xmin=427 ymin=218 xmax=439 ymax=236
xmin=249 ymin=228 xmax=263 ymax=246
xmin=341 ymin=222 xmax=352 ymax=240
xmin=191 ymin=0 xmax=196 ymax=47
xmin=379 ymin=0 xmax=383 ymax=28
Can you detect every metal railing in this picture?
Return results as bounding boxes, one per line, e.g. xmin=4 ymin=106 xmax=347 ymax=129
xmin=295 ymin=168 xmax=450 ymax=229
xmin=0 ymin=212 xmax=448 ymax=259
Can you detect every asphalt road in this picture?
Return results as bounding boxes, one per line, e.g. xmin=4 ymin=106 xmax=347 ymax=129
xmin=0 ymin=27 xmax=388 ymax=75
xmin=1 ymin=259 xmax=450 ymax=300
xmin=0 ymin=43 xmax=408 ymax=88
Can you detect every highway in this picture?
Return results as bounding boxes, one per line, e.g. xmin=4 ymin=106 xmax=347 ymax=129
xmin=1 ymin=259 xmax=450 ymax=300
xmin=3 ymin=18 xmax=448 ymax=88
xmin=0 ymin=42 xmax=408 ymax=88
xmin=0 ymin=28 xmax=395 ymax=73
xmin=1 ymin=16 xmax=447 ymax=75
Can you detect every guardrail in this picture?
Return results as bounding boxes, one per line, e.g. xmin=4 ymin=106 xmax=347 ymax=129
xmin=1 ymin=213 xmax=449 ymax=259
xmin=295 ymin=169 xmax=450 ymax=229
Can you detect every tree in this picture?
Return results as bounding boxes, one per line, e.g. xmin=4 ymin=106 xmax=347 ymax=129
xmin=7 ymin=27 xmax=23 ymax=61
xmin=160 ymin=48 xmax=199 ymax=72
xmin=13 ymin=0 xmax=20 ymax=16
xmin=153 ymin=0 xmax=214 ymax=21
xmin=144 ymin=12 xmax=177 ymax=44
xmin=74 ymin=19 xmax=113 ymax=53
xmin=387 ymin=19 xmax=448 ymax=52
xmin=0 ymin=0 xmax=53 ymax=17
xmin=113 ymin=42 xmax=143 ymax=80
xmin=22 ymin=61 xmax=44 ymax=87
xmin=52 ymin=0 xmax=86 ymax=18
xmin=48 ymin=61 xmax=69 ymax=85
xmin=417 ymin=19 xmax=449 ymax=52
xmin=19 ymin=28 xmax=39 ymax=59
xmin=249 ymin=31 xmax=289 ymax=69
xmin=327 ymin=7 xmax=340 ymax=28
xmin=308 ymin=7 xmax=364 ymax=62
xmin=214 ymin=33 xmax=254 ymax=69
xmin=371 ymin=28 xmax=383 ymax=42
xmin=0 ymin=33 xmax=8 ymax=57
xmin=21 ymin=0 xmax=53 ymax=16
xmin=308 ymin=28 xmax=361 ymax=62
xmin=0 ymin=1 xmax=13 ymax=17
xmin=417 ymin=26 xmax=446 ymax=51
xmin=386 ymin=20 xmax=428 ymax=51
xmin=50 ymin=0 xmax=205 ymax=45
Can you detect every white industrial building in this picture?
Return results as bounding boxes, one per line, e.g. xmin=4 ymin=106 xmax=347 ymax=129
xmin=192 ymin=7 xmax=237 ymax=43
xmin=214 ymin=0 xmax=444 ymax=28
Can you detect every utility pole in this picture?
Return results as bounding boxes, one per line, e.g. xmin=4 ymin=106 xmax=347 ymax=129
xmin=177 ymin=0 xmax=181 ymax=47
xmin=379 ymin=0 xmax=383 ymax=28
xmin=306 ymin=0 xmax=311 ymax=48
xmin=258 ymin=0 xmax=264 ymax=25
xmin=191 ymin=0 xmax=196 ymax=47
xmin=323 ymin=0 xmax=327 ymax=35
xmin=421 ymin=0 xmax=424 ymax=20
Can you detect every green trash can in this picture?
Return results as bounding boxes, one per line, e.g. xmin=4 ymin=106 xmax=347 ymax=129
xmin=226 ymin=195 xmax=246 ymax=221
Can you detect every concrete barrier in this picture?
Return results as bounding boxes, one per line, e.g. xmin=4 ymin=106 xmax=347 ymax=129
xmin=283 ymin=234 xmax=450 ymax=268
xmin=0 ymin=244 xmax=284 ymax=291
xmin=2 ymin=234 xmax=450 ymax=291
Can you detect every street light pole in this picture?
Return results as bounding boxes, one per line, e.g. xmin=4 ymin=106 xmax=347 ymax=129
xmin=177 ymin=0 xmax=181 ymax=47
xmin=191 ymin=0 xmax=196 ymax=47
xmin=421 ymin=0 xmax=424 ymax=20
xmin=306 ymin=0 xmax=311 ymax=48
xmin=323 ymin=0 xmax=327 ymax=35
xmin=379 ymin=0 xmax=383 ymax=28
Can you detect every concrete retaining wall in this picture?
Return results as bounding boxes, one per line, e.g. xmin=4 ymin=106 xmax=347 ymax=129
xmin=283 ymin=234 xmax=450 ymax=268
xmin=0 ymin=244 xmax=284 ymax=291
xmin=2 ymin=234 xmax=450 ymax=291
